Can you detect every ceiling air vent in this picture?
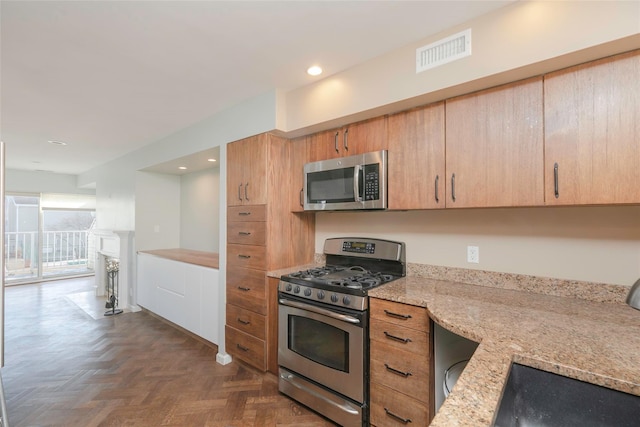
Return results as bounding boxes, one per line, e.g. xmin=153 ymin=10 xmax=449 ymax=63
xmin=416 ymin=29 xmax=472 ymax=73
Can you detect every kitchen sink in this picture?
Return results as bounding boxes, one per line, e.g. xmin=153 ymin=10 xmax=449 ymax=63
xmin=493 ymin=363 xmax=640 ymax=427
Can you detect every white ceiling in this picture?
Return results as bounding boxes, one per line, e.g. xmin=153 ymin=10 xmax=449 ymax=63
xmin=1 ymin=0 xmax=515 ymax=176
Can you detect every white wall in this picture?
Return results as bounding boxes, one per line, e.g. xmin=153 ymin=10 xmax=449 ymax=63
xmin=180 ymin=167 xmax=220 ymax=252
xmin=315 ymin=206 xmax=640 ymax=287
xmin=134 ymin=172 xmax=181 ymax=251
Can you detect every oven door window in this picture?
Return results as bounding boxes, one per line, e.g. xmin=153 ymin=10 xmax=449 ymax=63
xmin=307 ymin=168 xmax=355 ymax=203
xmin=288 ymin=314 xmax=349 ymax=372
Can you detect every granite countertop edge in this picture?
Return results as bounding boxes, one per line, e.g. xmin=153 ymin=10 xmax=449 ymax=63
xmin=368 ymin=276 xmax=640 ymax=426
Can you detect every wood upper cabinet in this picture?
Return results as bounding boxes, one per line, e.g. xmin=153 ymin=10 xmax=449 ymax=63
xmin=307 ymin=116 xmax=388 ymax=162
xmin=544 ymin=50 xmax=640 ymax=205
xmin=387 ymin=102 xmax=445 ymax=210
xmin=445 ymin=77 xmax=544 ymax=208
xmin=227 ymin=134 xmax=267 ymax=206
xmin=290 ymin=135 xmax=308 ymax=212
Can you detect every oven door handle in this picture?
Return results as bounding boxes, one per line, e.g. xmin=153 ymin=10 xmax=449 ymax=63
xmin=279 ymin=299 xmax=361 ymax=324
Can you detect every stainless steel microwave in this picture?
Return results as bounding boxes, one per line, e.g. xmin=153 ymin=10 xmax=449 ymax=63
xmin=303 ymin=150 xmax=387 ymax=211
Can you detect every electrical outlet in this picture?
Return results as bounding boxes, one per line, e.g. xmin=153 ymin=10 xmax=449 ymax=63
xmin=467 ymin=245 xmax=479 ymax=263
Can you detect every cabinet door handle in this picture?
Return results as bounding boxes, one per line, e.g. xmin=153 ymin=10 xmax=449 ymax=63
xmin=238 ymin=254 xmax=251 ymax=259
xmin=244 ymin=183 xmax=249 ymax=201
xmin=384 ymin=309 xmax=412 ymax=320
xmin=554 ymin=162 xmax=559 ymax=199
xmin=236 ymin=344 xmax=249 ymax=352
xmin=300 ymin=189 xmax=304 ymax=207
xmin=384 ymin=408 xmax=412 ymax=424
xmin=384 ymin=363 xmax=412 ymax=378
xmin=238 ymin=184 xmax=243 ymax=201
xmin=238 ymin=231 xmax=251 ymax=236
xmin=237 ymin=286 xmax=251 ymax=291
xmin=435 ymin=175 xmax=440 ymax=203
xmin=451 ymin=173 xmax=456 ymax=202
xmin=334 ymin=131 xmax=340 ymax=153
xmin=237 ymin=318 xmax=250 ymax=325
xmin=343 ymin=128 xmax=349 ymax=151
xmin=383 ymin=331 xmax=412 ymax=344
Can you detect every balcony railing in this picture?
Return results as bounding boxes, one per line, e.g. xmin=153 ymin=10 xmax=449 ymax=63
xmin=5 ymin=230 xmax=93 ymax=281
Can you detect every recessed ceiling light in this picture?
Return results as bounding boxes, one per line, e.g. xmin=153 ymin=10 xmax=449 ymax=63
xmin=207 ymin=158 xmax=217 ymax=162
xmin=307 ymin=65 xmax=323 ymax=76
xmin=48 ymin=140 xmax=67 ymax=146
xmin=178 ymin=166 xmax=187 ymax=170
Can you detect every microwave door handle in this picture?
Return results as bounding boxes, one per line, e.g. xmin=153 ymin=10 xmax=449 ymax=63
xmin=353 ymin=165 xmax=363 ymax=202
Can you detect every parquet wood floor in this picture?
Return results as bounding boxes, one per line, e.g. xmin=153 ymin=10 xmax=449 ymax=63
xmin=2 ymin=277 xmax=336 ymax=426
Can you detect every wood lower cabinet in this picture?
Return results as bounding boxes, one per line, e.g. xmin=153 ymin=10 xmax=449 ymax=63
xmin=225 ymin=133 xmax=315 ymax=373
xmin=544 ymin=49 xmax=640 ymax=205
xmin=369 ymin=298 xmax=433 ymax=427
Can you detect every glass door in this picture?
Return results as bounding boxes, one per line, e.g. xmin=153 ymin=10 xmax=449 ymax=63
xmin=4 ymin=194 xmax=40 ymax=283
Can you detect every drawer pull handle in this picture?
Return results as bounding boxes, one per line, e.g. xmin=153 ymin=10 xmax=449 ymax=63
xmin=384 ymin=363 xmax=412 ymax=378
xmin=237 ymin=286 xmax=251 ymax=292
xmin=238 ymin=231 xmax=251 ymax=236
xmin=237 ymin=318 xmax=250 ymax=325
xmin=238 ymin=254 xmax=251 ymax=259
xmin=236 ymin=344 xmax=249 ymax=352
xmin=383 ymin=310 xmax=412 ymax=320
xmin=383 ymin=331 xmax=412 ymax=344
xmin=238 ymin=212 xmax=251 ymax=216
xmin=384 ymin=408 xmax=412 ymax=424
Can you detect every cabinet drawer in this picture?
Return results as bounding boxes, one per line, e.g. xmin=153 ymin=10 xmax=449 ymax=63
xmin=370 ymin=317 xmax=429 ymax=354
xmin=225 ymin=325 xmax=266 ymax=371
xmin=227 ymin=244 xmax=267 ymax=270
xmin=227 ymin=221 xmax=266 ymax=245
xmin=370 ymin=339 xmax=430 ymax=399
xmin=226 ymin=304 xmax=266 ymax=340
xmin=370 ymin=298 xmax=429 ymax=331
xmin=228 ymin=205 xmax=266 ymax=222
xmin=227 ymin=267 xmax=266 ymax=314
xmin=370 ymin=382 xmax=429 ymax=427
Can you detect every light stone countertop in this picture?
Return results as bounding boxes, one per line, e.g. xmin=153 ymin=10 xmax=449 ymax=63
xmin=368 ymin=276 xmax=640 ymax=426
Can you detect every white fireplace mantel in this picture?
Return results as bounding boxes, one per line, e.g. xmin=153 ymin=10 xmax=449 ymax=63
xmin=93 ymin=229 xmax=139 ymax=312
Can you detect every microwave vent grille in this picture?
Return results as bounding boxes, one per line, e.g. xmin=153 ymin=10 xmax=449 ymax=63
xmin=416 ymin=28 xmax=471 ymax=73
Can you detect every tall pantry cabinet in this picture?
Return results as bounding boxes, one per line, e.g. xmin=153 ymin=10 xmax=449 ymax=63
xmin=225 ymin=133 xmax=315 ymax=373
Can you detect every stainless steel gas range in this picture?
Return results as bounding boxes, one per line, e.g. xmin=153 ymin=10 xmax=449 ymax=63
xmin=278 ymin=237 xmax=406 ymax=427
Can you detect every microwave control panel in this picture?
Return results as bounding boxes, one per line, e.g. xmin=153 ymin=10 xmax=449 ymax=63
xmin=363 ymin=164 xmax=380 ymax=201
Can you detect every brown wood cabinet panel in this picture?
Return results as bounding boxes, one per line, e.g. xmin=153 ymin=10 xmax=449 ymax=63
xmin=227 ymin=135 xmax=268 ymax=206
xmin=544 ymin=50 xmax=640 ymax=205
xmin=371 ymin=339 xmax=430 ymax=399
xmin=370 ymin=298 xmax=429 ymax=331
xmin=228 ymin=205 xmax=267 ymax=222
xmin=225 ymin=325 xmax=266 ymax=371
xmin=227 ymin=221 xmax=266 ymax=246
xmin=227 ymin=244 xmax=267 ymax=270
xmin=290 ymin=136 xmax=308 ymax=212
xmin=307 ymin=116 xmax=388 ymax=162
xmin=266 ymin=277 xmax=280 ymax=375
xmin=226 ymin=304 xmax=266 ymax=340
xmin=445 ymin=77 xmax=544 ymax=208
xmin=226 ymin=267 xmax=266 ymax=314
xmin=388 ymin=102 xmax=446 ymax=210
xmin=370 ymin=317 xmax=429 ymax=355
xmin=370 ymin=382 xmax=429 ymax=427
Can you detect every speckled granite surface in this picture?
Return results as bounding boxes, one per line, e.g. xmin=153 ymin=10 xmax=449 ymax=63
xmin=268 ymin=260 xmax=639 ymax=426
xmin=369 ymin=277 xmax=640 ymax=426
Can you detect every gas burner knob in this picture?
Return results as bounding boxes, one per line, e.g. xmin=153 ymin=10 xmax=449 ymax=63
xmin=330 ymin=294 xmax=339 ymax=303
xmin=294 ymin=285 xmax=301 ymax=294
xmin=317 ymin=290 xmax=325 ymax=300
xmin=285 ymin=284 xmax=292 ymax=292
xmin=342 ymin=296 xmax=351 ymax=306
xmin=304 ymin=288 xmax=312 ymax=297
